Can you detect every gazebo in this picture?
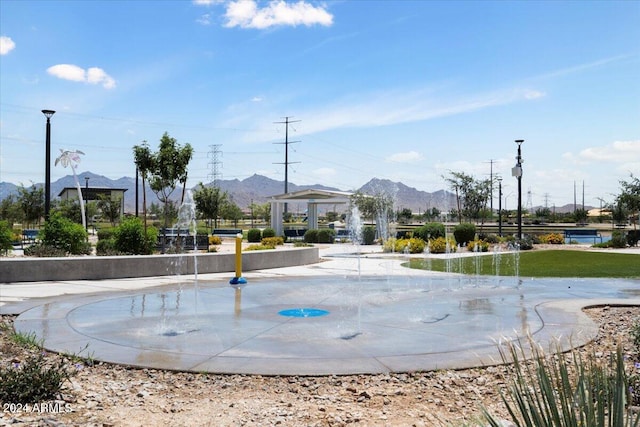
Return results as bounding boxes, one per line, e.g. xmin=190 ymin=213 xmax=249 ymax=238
xmin=269 ymin=189 xmax=353 ymax=236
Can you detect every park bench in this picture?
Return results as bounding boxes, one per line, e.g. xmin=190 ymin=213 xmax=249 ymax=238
xmin=21 ymin=229 xmax=38 ymax=247
xmin=334 ymin=229 xmax=351 ymax=242
xmin=212 ymin=229 xmax=243 ymax=238
xmin=284 ymin=229 xmax=306 ymax=241
xmin=158 ymin=228 xmax=208 ymax=250
xmin=563 ymin=228 xmax=602 ymax=244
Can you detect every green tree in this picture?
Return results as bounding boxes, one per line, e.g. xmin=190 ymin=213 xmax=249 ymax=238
xmin=53 ymin=199 xmax=83 ymax=224
xmin=135 ymin=133 xmax=193 ymax=251
xmin=97 ymin=194 xmax=123 ymax=226
xmin=221 ymin=202 xmax=244 ymax=227
xmin=18 ymin=184 xmax=44 ymax=228
xmin=193 ymin=183 xmax=228 ymax=229
xmin=617 ymin=174 xmax=640 ymax=229
xmin=574 ymin=208 xmax=588 ymax=224
xmin=443 ymin=171 xmax=491 ymax=223
xmin=397 ymin=208 xmax=413 ymax=224
xmin=133 ymin=141 xmax=153 ymax=235
xmin=0 ymin=195 xmax=23 ymax=226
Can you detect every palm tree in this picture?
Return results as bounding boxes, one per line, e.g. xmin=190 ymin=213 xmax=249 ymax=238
xmin=55 ymin=149 xmax=86 ymax=229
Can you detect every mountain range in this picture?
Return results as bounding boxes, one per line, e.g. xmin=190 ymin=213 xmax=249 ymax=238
xmin=0 ymin=173 xmax=587 ymax=214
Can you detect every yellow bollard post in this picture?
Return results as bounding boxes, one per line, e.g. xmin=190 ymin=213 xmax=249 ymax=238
xmin=230 ymin=233 xmax=247 ymax=285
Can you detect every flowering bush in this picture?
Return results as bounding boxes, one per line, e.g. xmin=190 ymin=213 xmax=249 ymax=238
xmin=466 ymin=239 xmax=489 ymax=252
xmin=539 ymin=233 xmax=564 ymax=244
xmin=428 ymin=237 xmax=457 ymax=254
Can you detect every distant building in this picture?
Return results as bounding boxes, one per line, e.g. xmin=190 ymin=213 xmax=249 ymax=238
xmin=58 ymin=187 xmax=127 ymax=218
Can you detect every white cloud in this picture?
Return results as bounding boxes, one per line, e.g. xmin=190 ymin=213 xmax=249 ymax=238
xmin=47 ymin=64 xmax=116 ymax=89
xmin=387 ymin=151 xmax=423 ymax=163
xmin=196 ymin=13 xmax=212 ymax=25
xmin=0 ymin=36 xmax=16 ymax=55
xmin=193 ymin=0 xmax=224 ymax=5
xmin=224 ymin=0 xmax=333 ymax=29
xmin=251 ymin=96 xmax=264 ymax=102
xmin=578 ymin=140 xmax=640 ymax=163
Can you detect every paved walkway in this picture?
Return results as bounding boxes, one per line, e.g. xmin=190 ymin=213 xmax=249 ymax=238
xmin=2 ymin=245 xmax=639 ymax=375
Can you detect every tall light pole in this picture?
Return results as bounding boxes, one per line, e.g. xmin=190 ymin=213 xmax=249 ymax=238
xmin=512 ymin=139 xmax=524 ymax=239
xmin=42 ymin=110 xmax=56 ymax=220
xmin=85 ymin=176 xmax=90 ymax=232
xmin=497 ymin=177 xmax=503 ymax=237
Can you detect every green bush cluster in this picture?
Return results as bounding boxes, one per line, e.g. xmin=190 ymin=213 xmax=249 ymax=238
xmin=414 ymin=222 xmax=445 ymax=241
xmin=453 ymin=223 xmax=476 ymax=245
xmin=38 ymin=212 xmax=90 ymax=255
xmin=97 ymin=218 xmax=157 ymax=255
xmin=304 ymin=229 xmax=318 ymax=243
xmin=262 ymin=227 xmax=276 ymax=238
xmin=245 ymin=243 xmax=276 ymax=251
xmin=247 ymin=228 xmax=262 ymax=243
xmin=0 ymin=220 xmax=13 ymax=255
xmin=362 ymin=226 xmax=376 ymax=245
xmin=317 ymin=228 xmax=335 ymax=243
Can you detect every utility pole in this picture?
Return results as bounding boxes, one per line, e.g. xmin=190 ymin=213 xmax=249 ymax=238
xmin=485 ymin=159 xmax=496 ymax=213
xmin=274 ymin=117 xmax=300 ymax=213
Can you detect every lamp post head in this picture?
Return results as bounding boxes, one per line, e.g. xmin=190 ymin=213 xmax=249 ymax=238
xmin=515 ymin=139 xmax=524 ymax=145
xmin=42 ymin=110 xmax=56 ymax=119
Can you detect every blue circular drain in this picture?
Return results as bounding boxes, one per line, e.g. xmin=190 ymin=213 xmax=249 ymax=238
xmin=278 ymin=308 xmax=330 ymax=318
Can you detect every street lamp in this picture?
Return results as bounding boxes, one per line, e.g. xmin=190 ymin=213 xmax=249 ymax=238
xmin=497 ymin=177 xmax=503 ymax=237
xmin=85 ymin=176 xmax=90 ymax=232
xmin=511 ymin=139 xmax=524 ymax=239
xmin=42 ymin=109 xmax=56 ymax=220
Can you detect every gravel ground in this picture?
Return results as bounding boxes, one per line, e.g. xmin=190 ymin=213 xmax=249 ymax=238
xmin=1 ymin=305 xmax=639 ymax=427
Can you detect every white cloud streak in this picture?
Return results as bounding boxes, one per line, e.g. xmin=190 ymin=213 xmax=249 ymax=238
xmin=0 ymin=36 xmax=16 ymax=55
xmin=387 ymin=151 xmax=423 ymax=163
xmin=224 ymin=0 xmax=333 ymax=29
xmin=47 ymin=64 xmax=116 ymax=89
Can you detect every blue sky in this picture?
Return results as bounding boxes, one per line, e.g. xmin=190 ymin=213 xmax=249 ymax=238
xmin=1 ymin=0 xmax=639 ymax=209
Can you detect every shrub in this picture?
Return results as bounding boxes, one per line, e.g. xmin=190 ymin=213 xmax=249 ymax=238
xmin=453 ymin=223 xmax=476 ymax=246
xmin=516 ymin=236 xmax=534 ymax=250
xmin=96 ymin=238 xmax=120 ymax=256
xmin=466 ymin=239 xmax=489 ymax=252
xmin=428 ymin=237 xmax=457 ymax=254
xmin=0 ymin=352 xmax=76 ymax=404
xmin=414 ymin=222 xmax=445 ymax=241
xmin=362 ymin=226 xmax=376 ymax=245
xmin=539 ymin=233 xmax=564 ymax=244
xmin=262 ymin=236 xmax=284 ymax=246
xmin=482 ymin=234 xmax=500 ymax=244
xmin=39 ymin=212 xmax=90 ymax=255
xmin=610 ymin=230 xmax=627 ymax=248
xmin=304 ymin=229 xmax=319 ymax=243
xmin=317 ymin=228 xmax=336 ymax=243
xmin=23 ymin=244 xmax=67 ymax=257
xmin=114 ymin=217 xmax=157 ymax=255
xmin=482 ymin=342 xmax=638 ymax=427
xmin=245 ymin=243 xmax=275 ymax=251
xmin=262 ymin=227 xmax=276 ymax=238
xmin=209 ymin=235 xmax=222 ymax=245
xmin=382 ymin=238 xmax=401 ymax=253
xmin=0 ymin=220 xmax=13 ymax=255
xmin=97 ymin=228 xmax=115 ymax=241
xmin=293 ymin=241 xmax=312 ymax=247
xmin=247 ymin=228 xmax=262 ymax=243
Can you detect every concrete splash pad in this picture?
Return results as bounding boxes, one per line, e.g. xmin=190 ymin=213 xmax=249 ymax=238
xmin=14 ymin=274 xmax=640 ymax=375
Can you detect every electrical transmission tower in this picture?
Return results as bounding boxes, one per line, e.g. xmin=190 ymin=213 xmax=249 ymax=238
xmin=274 ymin=117 xmax=300 ymax=212
xmin=526 ymin=187 xmax=533 ymax=212
xmin=208 ymin=144 xmax=223 ymax=188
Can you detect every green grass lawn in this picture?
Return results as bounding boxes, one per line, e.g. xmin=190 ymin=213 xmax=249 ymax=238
xmin=408 ymin=250 xmax=640 ymax=278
